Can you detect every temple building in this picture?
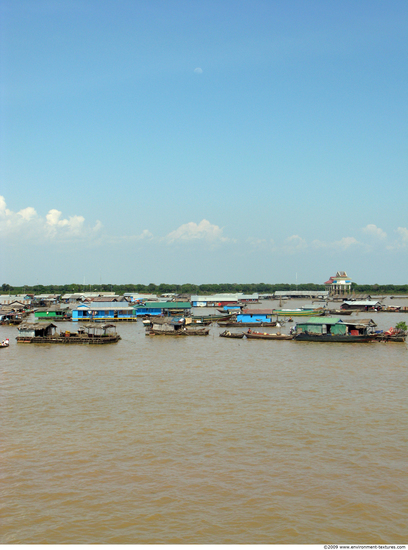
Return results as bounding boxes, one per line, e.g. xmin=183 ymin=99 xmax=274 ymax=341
xmin=325 ymin=271 xmax=352 ymax=295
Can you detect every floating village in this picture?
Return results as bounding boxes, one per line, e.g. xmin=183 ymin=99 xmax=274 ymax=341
xmin=1 ymin=272 xmax=407 ymax=347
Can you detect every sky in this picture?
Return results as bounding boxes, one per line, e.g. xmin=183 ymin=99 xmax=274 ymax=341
xmin=1 ymin=0 xmax=407 ymax=285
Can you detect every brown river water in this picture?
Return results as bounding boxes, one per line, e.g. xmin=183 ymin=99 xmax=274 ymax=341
xmin=1 ymin=303 xmax=407 ymax=544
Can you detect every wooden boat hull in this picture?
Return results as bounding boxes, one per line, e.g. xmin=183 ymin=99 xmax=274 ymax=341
xmin=374 ymin=334 xmax=407 ymax=342
xmin=192 ymin=315 xmax=232 ymax=323
xmin=294 ymin=334 xmax=375 ymax=343
xmin=246 ymin=333 xmax=293 ymax=340
xmin=16 ymin=335 xmax=121 ymax=344
xmin=219 ymin=331 xmax=245 ymax=339
xmin=147 ymin=328 xmax=210 ymax=336
xmin=217 ymin=321 xmax=277 ymax=327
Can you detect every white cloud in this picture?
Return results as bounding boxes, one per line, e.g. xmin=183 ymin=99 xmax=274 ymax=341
xmin=0 ymin=195 xmax=101 ymax=242
xmin=246 ymin=237 xmax=268 ymax=247
xmin=335 ymin=236 xmax=360 ymax=249
xmin=166 ymin=219 xmax=228 ymax=244
xmin=396 ymin=227 xmax=408 ymax=243
xmin=194 ymin=67 xmax=203 ymax=74
xmin=282 ymin=234 xmax=307 ymax=253
xmin=363 ymin=224 xmax=387 ymax=239
xmin=312 ymin=236 xmax=361 ymax=250
xmin=18 ymin=206 xmax=37 ymax=221
xmin=107 ymin=229 xmax=154 ymax=244
xmin=385 ymin=227 xmax=408 ymax=250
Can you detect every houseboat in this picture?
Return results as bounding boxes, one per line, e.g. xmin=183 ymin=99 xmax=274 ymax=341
xmin=16 ymin=323 xmax=121 ymax=344
xmin=0 ymin=312 xmax=24 ymax=325
xmin=135 ymin=301 xmax=192 ymax=317
xmin=293 ymin=317 xmax=376 ymax=342
xmin=146 ymin=317 xmax=210 ymax=336
xmin=72 ymin=304 xmax=137 ymax=322
xmin=34 ymin=309 xmax=72 ymax=321
xmin=272 ymin=307 xmax=325 ymax=317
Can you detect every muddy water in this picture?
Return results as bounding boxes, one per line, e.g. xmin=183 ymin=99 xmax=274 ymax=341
xmin=1 ymin=307 xmax=407 ymax=543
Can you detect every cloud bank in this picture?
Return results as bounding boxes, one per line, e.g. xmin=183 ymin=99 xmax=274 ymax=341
xmin=165 ymin=219 xmax=229 ymax=243
xmin=1 ymin=197 xmax=407 ymax=257
xmin=0 ymin=196 xmax=102 ymax=241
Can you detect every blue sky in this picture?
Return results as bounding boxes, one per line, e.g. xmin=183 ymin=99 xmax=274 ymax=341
xmin=1 ymin=0 xmax=407 ymax=285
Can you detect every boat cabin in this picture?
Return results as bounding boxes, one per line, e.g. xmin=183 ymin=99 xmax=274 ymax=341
xmin=295 ymin=317 xmax=374 ymax=337
xmin=79 ymin=323 xmax=118 ymax=338
xmin=134 ymin=302 xmax=191 ymax=316
xmin=237 ymin=309 xmax=274 ymax=323
xmin=18 ymin=323 xmax=57 ymax=338
xmin=295 ymin=317 xmax=346 ymax=336
xmin=149 ymin=317 xmax=186 ymax=333
xmin=341 ymin=300 xmax=382 ymax=311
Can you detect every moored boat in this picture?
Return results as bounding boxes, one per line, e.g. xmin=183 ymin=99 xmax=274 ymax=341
xmin=0 ymin=338 xmax=10 ymax=348
xmin=219 ymin=330 xmax=245 ymax=339
xmin=16 ymin=323 xmax=121 ymax=344
xmin=293 ymin=317 xmax=376 ymax=342
xmin=245 ymin=331 xmax=293 ymax=340
xmin=272 ymin=308 xmax=325 ymax=317
xmin=145 ymin=316 xmax=210 ymax=336
xmin=192 ymin=314 xmax=233 ymax=323
xmin=217 ymin=320 xmax=278 ymax=327
xmin=374 ymin=327 xmax=407 ymax=342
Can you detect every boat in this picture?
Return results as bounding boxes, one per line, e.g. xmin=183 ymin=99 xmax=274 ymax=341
xmin=219 ymin=330 xmax=245 ymax=339
xmin=34 ymin=309 xmax=72 ymax=321
xmin=245 ymin=330 xmax=293 ymax=340
xmin=293 ymin=317 xmax=376 ymax=342
xmin=217 ymin=320 xmax=278 ymax=327
xmin=0 ymin=338 xmax=10 ymax=348
xmin=16 ymin=323 xmax=121 ymax=344
xmin=374 ymin=327 xmax=407 ymax=342
xmin=146 ymin=317 xmax=210 ymax=336
xmin=147 ymin=326 xmax=210 ymax=336
xmin=272 ymin=308 xmax=325 ymax=317
xmin=0 ymin=313 xmax=24 ymax=325
xmin=192 ymin=314 xmax=233 ymax=323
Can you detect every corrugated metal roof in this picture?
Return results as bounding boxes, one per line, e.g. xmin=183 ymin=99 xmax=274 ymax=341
xmin=342 ymin=300 xmax=380 ymax=306
xmin=296 ymin=317 xmax=342 ymax=325
xmin=242 ymin=309 xmax=273 ymax=315
xmin=191 ymin=295 xmax=240 ymax=301
xmin=274 ymin=291 xmax=329 ymax=296
xmin=123 ymin=294 xmax=159 ymax=300
xmin=74 ymin=305 xmax=134 ymax=311
xmin=135 ymin=302 xmax=191 ymax=309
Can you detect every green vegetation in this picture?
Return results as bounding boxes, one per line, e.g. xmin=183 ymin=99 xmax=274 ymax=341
xmin=2 ymin=282 xmax=408 ymax=295
xmin=395 ymin=321 xmax=408 ymax=331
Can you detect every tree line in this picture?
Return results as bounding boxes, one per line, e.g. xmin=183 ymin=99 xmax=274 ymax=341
xmin=2 ymin=282 xmax=408 ymax=295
